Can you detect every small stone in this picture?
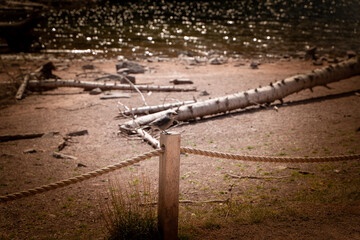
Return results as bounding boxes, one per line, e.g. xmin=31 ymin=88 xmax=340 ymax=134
xmin=120 ymin=75 xmax=136 ymax=84
xmin=89 ymin=88 xmax=102 ymax=95
xmin=82 ymin=64 xmax=95 ymax=70
xmin=313 ymin=59 xmax=323 ymax=66
xmin=209 ymin=57 xmax=222 ymax=65
xmin=24 ymin=149 xmax=36 ymax=154
xmin=116 ymin=61 xmax=145 ymax=74
xmin=250 ymin=62 xmax=260 ymax=69
xmin=200 ymin=90 xmax=210 ymax=96
xmin=77 ymin=163 xmax=87 ymax=168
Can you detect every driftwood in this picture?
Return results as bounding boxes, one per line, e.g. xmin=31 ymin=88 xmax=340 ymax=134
xmin=119 ymin=100 xmax=196 ymax=116
xmin=120 ymin=57 xmax=360 ymax=130
xmin=27 ymin=79 xmax=197 ymax=92
xmin=52 ymin=152 xmax=77 ymax=160
xmin=15 ymin=74 xmax=30 ymax=100
xmin=135 ymin=129 xmax=160 ymax=148
xmin=100 ymin=94 xmax=131 ymax=100
xmin=170 ymin=79 xmax=194 ymax=85
xmin=226 ymin=173 xmax=289 ymax=180
xmin=66 ymin=130 xmax=88 ymax=137
xmin=0 ymin=132 xmax=58 ymax=142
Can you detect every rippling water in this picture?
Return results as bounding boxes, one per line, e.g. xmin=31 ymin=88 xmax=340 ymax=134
xmin=35 ymin=0 xmax=360 ymax=59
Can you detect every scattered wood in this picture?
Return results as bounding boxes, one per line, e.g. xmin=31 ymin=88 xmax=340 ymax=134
xmin=143 ymin=198 xmax=229 ymax=206
xmin=0 ymin=133 xmax=45 ymax=142
xmin=119 ymin=100 xmax=196 ymax=116
xmin=59 ymin=102 xmax=104 ymax=112
xmin=169 ymin=79 xmax=193 ymax=85
xmin=27 ymin=79 xmax=197 ymax=92
xmin=100 ymin=94 xmax=130 ymax=100
xmin=15 ymin=74 xmax=30 ymax=100
xmin=120 ymin=57 xmax=360 ymax=130
xmin=226 ymin=173 xmax=289 ymax=180
xmin=23 ymin=149 xmax=37 ymax=154
xmin=52 ymin=152 xmax=77 ymax=160
xmin=179 ymin=199 xmax=229 ymax=204
xmin=135 ymin=128 xmax=160 ymax=149
xmin=58 ymin=139 xmax=68 ymax=151
xmin=66 ymin=130 xmax=88 ymax=137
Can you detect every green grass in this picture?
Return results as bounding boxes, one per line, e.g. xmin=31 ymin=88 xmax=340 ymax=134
xmin=102 ymin=176 xmax=159 ymax=240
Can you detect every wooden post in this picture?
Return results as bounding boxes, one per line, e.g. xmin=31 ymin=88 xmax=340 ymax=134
xmin=158 ymin=132 xmax=180 ymax=240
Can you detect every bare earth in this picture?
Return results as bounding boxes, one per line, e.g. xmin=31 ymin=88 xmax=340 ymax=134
xmin=0 ymin=56 xmax=360 ymax=240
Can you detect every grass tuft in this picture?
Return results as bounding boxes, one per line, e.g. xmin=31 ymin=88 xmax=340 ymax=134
xmin=102 ymin=175 xmax=159 ymax=240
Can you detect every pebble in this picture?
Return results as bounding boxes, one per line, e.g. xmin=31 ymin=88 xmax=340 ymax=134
xmin=116 ymin=61 xmax=145 ymax=74
xmin=89 ymin=87 xmax=102 ymax=95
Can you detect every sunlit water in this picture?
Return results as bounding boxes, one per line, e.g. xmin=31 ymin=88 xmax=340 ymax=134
xmin=34 ymin=0 xmax=360 ymax=59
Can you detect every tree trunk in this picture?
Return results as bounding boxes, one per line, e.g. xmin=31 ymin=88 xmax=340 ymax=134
xmin=119 ymin=100 xmax=196 ymax=116
xmin=27 ymin=79 xmax=197 ymax=92
xmin=15 ymin=74 xmax=30 ymax=100
xmin=120 ymin=57 xmax=360 ymax=130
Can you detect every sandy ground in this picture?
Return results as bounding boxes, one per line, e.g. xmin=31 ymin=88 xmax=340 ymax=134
xmin=0 ymin=56 xmax=360 ymax=239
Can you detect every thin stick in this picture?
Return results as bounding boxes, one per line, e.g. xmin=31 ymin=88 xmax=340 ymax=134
xmin=122 ymin=75 xmax=149 ymax=107
xmin=226 ymin=173 xmax=289 ymax=179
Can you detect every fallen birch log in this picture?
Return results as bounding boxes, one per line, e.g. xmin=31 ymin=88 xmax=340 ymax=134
xmin=15 ymin=74 xmax=30 ymax=100
xmin=27 ymin=79 xmax=197 ymax=92
xmin=120 ymin=57 xmax=360 ymax=130
xmin=119 ymin=100 xmax=196 ymax=116
xmin=135 ymin=129 xmax=160 ymax=148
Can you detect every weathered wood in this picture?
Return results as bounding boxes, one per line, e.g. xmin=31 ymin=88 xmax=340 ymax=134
xmin=52 ymin=152 xmax=77 ymax=160
xmin=0 ymin=131 xmax=59 ymax=142
xmin=120 ymin=57 xmax=360 ymax=129
xmin=0 ymin=133 xmax=44 ymax=142
xmin=15 ymin=74 xmax=30 ymax=100
xmin=158 ymin=133 xmax=180 ymax=240
xmin=27 ymin=79 xmax=197 ymax=92
xmin=100 ymin=94 xmax=131 ymax=100
xmin=66 ymin=130 xmax=88 ymax=137
xmin=119 ymin=100 xmax=196 ymax=116
xmin=169 ymin=78 xmax=194 ymax=85
xmin=135 ymin=129 xmax=160 ymax=149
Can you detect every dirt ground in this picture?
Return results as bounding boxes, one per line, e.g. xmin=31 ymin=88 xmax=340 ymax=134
xmin=0 ymin=55 xmax=360 ymax=240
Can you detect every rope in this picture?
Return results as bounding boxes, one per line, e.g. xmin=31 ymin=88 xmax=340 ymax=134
xmin=180 ymin=147 xmax=360 ymax=163
xmin=2 ymin=146 xmax=359 ymax=203
xmin=0 ymin=149 xmax=163 ymax=203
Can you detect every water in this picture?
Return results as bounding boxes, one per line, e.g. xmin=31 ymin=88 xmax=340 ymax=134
xmin=34 ymin=0 xmax=360 ymax=59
